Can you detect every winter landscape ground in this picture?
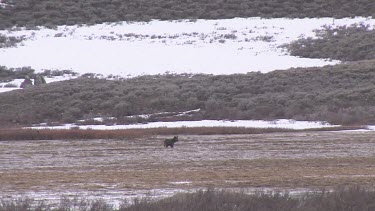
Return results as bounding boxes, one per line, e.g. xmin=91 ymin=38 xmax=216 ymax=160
xmin=2 ymin=17 xmax=375 ymax=128
xmin=1 ymin=131 xmax=375 ymax=209
xmin=1 ymin=17 xmax=375 ymax=81
xmin=1 ymin=1 xmax=375 ymax=209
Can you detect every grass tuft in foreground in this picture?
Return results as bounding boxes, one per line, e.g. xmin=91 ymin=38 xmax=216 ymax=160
xmin=1 ymin=186 xmax=375 ymax=211
xmin=122 ymin=186 xmax=375 ymax=211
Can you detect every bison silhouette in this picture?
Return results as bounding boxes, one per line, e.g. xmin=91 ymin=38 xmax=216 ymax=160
xmin=164 ymin=136 xmax=179 ymax=148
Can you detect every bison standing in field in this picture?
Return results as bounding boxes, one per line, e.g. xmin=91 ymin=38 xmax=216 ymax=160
xmin=164 ymin=136 xmax=179 ymax=148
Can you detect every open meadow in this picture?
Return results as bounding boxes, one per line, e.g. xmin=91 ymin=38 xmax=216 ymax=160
xmin=2 ymin=0 xmax=375 ymax=209
xmin=1 ymin=130 xmax=375 ymax=206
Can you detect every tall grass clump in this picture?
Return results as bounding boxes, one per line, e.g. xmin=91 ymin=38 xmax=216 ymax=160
xmin=0 ymin=197 xmax=114 ymax=211
xmin=1 ymin=186 xmax=374 ymax=211
xmin=120 ymin=186 xmax=375 ymax=211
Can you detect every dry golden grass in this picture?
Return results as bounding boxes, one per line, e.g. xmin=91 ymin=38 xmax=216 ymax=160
xmin=0 ymin=125 xmax=364 ymax=140
xmin=2 ymin=157 xmax=375 ymax=191
xmin=1 ymin=131 xmax=375 ymax=197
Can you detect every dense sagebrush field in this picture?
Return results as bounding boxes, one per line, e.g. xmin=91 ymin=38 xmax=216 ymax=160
xmin=0 ymin=0 xmax=375 ymax=29
xmin=2 ymin=60 xmax=375 ymax=126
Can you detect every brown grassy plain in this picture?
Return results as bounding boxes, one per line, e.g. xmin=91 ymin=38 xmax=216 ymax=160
xmin=0 ymin=130 xmax=375 ymax=202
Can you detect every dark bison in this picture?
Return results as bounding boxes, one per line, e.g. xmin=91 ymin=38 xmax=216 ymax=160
xmin=164 ymin=136 xmax=179 ymax=148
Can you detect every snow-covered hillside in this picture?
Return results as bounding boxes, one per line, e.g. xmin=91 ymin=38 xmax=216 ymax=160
xmin=1 ymin=17 xmax=375 ymax=78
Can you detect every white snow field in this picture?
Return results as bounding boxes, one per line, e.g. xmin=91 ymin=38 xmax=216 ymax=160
xmin=1 ymin=17 xmax=375 ymax=78
xmin=30 ymin=119 xmax=338 ymax=130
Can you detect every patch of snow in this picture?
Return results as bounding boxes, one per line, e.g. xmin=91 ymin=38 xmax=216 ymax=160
xmin=77 ymin=116 xmax=116 ymax=122
xmin=92 ymin=117 xmax=115 ymax=122
xmin=2 ymin=17 xmax=374 ymax=77
xmin=0 ymin=0 xmax=12 ymax=8
xmin=305 ymin=174 xmax=375 ymax=178
xmin=175 ymin=109 xmax=201 ymax=116
xmin=335 ymin=125 xmax=375 ymax=132
xmin=0 ymin=78 xmax=25 ymax=87
xmin=0 ymin=87 xmax=20 ymax=92
xmin=28 ymin=119 xmax=338 ymax=130
xmin=43 ymin=74 xmax=78 ymax=83
xmin=126 ymin=111 xmax=174 ymax=119
xmin=0 ymin=78 xmax=25 ymax=92
xmin=332 ymin=129 xmax=372 ymax=132
xmin=124 ymin=109 xmax=201 ymax=119
xmin=169 ymin=181 xmax=192 ymax=185
xmin=3 ymin=188 xmax=192 ymax=209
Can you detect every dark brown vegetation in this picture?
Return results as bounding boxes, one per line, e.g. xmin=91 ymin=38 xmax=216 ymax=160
xmin=0 ymin=66 xmax=77 ymax=83
xmin=0 ymin=34 xmax=24 ymax=48
xmin=285 ymin=23 xmax=375 ymax=61
xmin=0 ymin=66 xmax=35 ymax=82
xmin=2 ymin=59 xmax=375 ymax=126
xmin=0 ymin=0 xmax=375 ymax=29
xmin=122 ymin=187 xmax=375 ymax=211
xmin=1 ymin=187 xmax=374 ymax=211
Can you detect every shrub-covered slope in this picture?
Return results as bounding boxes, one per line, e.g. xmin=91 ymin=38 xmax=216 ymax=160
xmin=285 ymin=24 xmax=375 ymax=61
xmin=2 ymin=60 xmax=375 ymax=126
xmin=0 ymin=0 xmax=375 ymax=29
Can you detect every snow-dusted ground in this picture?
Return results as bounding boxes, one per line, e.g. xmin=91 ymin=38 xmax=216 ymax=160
xmin=0 ymin=0 xmax=11 ymax=8
xmin=0 ymin=74 xmax=77 ymax=92
xmin=0 ymin=78 xmax=23 ymax=92
xmin=1 ymin=17 xmax=375 ymax=78
xmin=2 ymin=132 xmax=375 ymax=207
xmin=30 ymin=119 xmax=338 ymax=130
xmin=2 ymin=16 xmax=375 ymax=208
